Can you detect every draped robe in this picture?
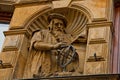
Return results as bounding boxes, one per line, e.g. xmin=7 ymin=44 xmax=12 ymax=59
xmin=23 ymin=29 xmax=77 ymax=78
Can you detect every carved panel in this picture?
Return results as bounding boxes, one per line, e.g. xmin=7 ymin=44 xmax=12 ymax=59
xmin=86 ymin=43 xmax=108 ymax=60
xmin=84 ymin=43 xmax=109 ymax=74
xmin=88 ymin=27 xmax=110 ymax=43
xmin=0 ymin=68 xmax=13 ymax=80
xmin=2 ymin=35 xmax=23 ymax=51
xmin=84 ymin=61 xmax=108 ymax=74
xmin=0 ymin=51 xmax=18 ymax=67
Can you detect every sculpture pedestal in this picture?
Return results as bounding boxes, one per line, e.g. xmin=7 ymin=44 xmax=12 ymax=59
xmin=17 ymin=74 xmax=120 ymax=80
xmin=53 ymin=72 xmax=73 ymax=77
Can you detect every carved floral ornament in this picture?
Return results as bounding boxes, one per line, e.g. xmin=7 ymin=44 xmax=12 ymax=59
xmin=26 ymin=7 xmax=89 ymax=43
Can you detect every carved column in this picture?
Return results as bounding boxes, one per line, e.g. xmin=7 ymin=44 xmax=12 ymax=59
xmin=84 ymin=22 xmax=112 ymax=74
xmin=0 ymin=29 xmax=29 ymax=79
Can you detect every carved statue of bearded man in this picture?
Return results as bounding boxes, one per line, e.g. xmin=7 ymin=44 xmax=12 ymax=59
xmin=24 ymin=13 xmax=79 ymax=78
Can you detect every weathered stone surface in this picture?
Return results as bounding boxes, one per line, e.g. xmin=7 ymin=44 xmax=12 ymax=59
xmin=16 ymin=74 xmax=120 ymax=80
xmin=0 ymin=68 xmax=13 ymax=80
xmin=0 ymin=0 xmax=114 ymax=79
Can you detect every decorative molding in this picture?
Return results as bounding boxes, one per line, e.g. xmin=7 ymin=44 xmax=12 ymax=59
xmin=2 ymin=35 xmax=21 ymax=52
xmin=2 ymin=46 xmax=18 ymax=52
xmin=87 ymin=21 xmax=113 ymax=36
xmin=88 ymin=39 xmax=107 ymax=44
xmin=52 ymin=0 xmax=72 ymax=8
xmin=14 ymin=1 xmax=50 ymax=7
xmin=3 ymin=30 xmax=30 ymax=51
xmin=19 ymin=74 xmax=120 ymax=80
xmin=88 ymin=27 xmax=110 ymax=44
xmin=87 ymin=22 xmax=112 ymax=28
xmin=87 ymin=56 xmax=105 ymax=62
xmin=9 ymin=26 xmax=25 ymax=30
xmin=4 ymin=29 xmax=30 ymax=38
xmin=92 ymin=18 xmax=107 ymax=22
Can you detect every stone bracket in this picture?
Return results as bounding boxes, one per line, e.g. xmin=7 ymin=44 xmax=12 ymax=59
xmin=87 ymin=53 xmax=105 ymax=62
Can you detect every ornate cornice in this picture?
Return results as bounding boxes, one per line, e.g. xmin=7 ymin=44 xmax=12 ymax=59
xmin=3 ymin=29 xmax=30 ymax=38
xmin=87 ymin=22 xmax=113 ymax=33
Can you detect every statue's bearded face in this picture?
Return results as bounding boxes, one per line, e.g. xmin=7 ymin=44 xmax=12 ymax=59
xmin=52 ymin=18 xmax=65 ymax=32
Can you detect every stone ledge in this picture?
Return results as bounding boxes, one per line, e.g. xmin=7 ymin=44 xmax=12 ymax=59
xmin=16 ymin=74 xmax=120 ymax=80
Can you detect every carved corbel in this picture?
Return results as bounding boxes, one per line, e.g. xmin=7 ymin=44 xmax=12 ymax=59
xmin=87 ymin=53 xmax=105 ymax=62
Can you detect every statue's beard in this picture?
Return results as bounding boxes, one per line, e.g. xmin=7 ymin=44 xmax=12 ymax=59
xmin=54 ymin=28 xmax=60 ymax=31
xmin=53 ymin=28 xmax=64 ymax=33
xmin=51 ymin=30 xmax=65 ymax=42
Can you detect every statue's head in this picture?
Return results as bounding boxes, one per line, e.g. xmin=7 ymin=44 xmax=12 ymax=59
xmin=48 ymin=13 xmax=67 ymax=28
xmin=48 ymin=13 xmax=67 ymax=33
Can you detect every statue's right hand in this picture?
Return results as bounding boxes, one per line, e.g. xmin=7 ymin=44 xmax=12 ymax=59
xmin=53 ymin=42 xmax=67 ymax=49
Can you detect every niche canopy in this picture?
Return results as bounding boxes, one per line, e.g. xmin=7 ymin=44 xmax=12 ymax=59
xmin=27 ymin=8 xmax=89 ymax=41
